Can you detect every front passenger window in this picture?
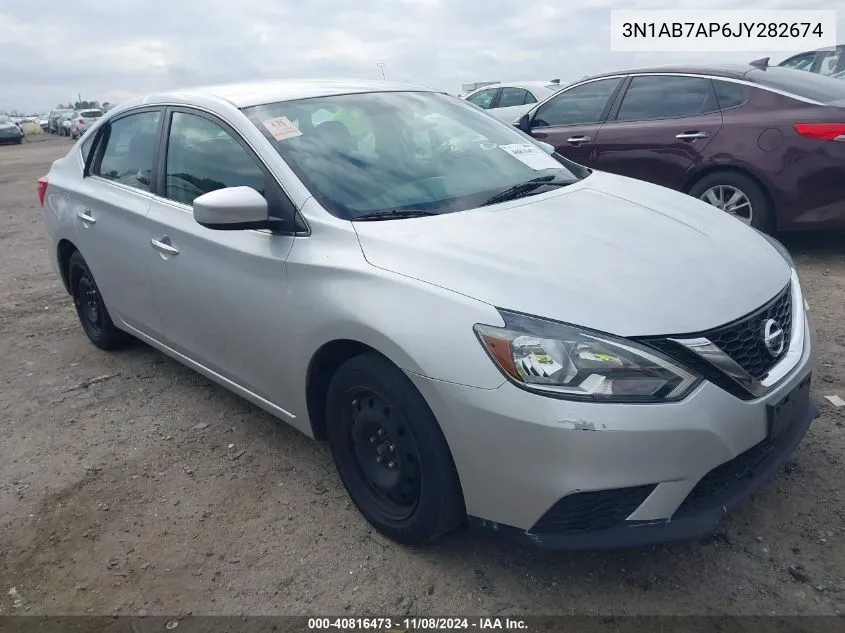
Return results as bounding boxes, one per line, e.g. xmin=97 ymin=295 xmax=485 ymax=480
xmin=93 ymin=110 xmax=161 ymax=192
xmin=164 ymin=112 xmax=267 ymax=206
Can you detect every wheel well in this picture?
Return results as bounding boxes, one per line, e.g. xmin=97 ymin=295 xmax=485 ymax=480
xmin=306 ymin=340 xmax=380 ymax=441
xmin=57 ymin=239 xmax=78 ymax=294
xmin=682 ymin=166 xmax=777 ymax=219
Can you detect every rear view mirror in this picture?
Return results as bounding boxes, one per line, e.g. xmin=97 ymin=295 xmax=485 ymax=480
xmin=516 ymin=113 xmax=531 ymax=132
xmin=193 ymin=186 xmax=269 ymax=231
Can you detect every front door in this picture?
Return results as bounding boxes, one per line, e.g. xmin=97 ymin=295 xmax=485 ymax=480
xmin=593 ymin=75 xmax=723 ymax=190
xmin=145 ymin=108 xmax=298 ymax=407
xmin=72 ymin=108 xmax=163 ymax=335
xmin=526 ymin=76 xmax=624 ymax=166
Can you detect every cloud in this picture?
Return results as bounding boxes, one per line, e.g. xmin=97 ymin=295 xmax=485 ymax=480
xmin=0 ymin=0 xmax=842 ymax=112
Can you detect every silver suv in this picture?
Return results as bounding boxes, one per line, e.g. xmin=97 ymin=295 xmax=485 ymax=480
xmin=39 ymin=80 xmax=817 ymax=549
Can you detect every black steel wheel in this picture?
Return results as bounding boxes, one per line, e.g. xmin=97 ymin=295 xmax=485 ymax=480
xmin=68 ymin=251 xmax=132 ymax=350
xmin=326 ymin=353 xmax=465 ymax=545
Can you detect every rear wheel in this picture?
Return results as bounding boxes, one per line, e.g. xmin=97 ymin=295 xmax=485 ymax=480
xmin=325 ymin=353 xmax=465 ymax=545
xmin=689 ymin=171 xmax=774 ymax=233
xmin=68 ymin=251 xmax=132 ymax=351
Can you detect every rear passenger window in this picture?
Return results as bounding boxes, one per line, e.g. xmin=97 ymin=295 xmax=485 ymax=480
xmin=615 ymin=76 xmax=718 ymax=121
xmin=164 ymin=111 xmax=266 ymax=206
xmin=93 ymin=111 xmax=161 ymax=192
xmin=498 ymin=88 xmax=530 ymax=107
xmin=713 ymin=81 xmax=749 ymax=110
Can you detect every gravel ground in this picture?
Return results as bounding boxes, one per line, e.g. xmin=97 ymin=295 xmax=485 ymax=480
xmin=1 ymin=136 xmax=844 ymax=617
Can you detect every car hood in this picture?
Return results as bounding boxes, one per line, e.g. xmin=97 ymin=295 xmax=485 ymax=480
xmin=353 ymin=171 xmax=792 ymax=337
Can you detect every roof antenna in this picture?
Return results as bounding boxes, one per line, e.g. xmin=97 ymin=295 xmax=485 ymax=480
xmin=749 ymin=57 xmax=770 ymax=68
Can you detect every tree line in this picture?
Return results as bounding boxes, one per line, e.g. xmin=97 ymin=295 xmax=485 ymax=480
xmin=55 ymin=100 xmax=113 ymax=111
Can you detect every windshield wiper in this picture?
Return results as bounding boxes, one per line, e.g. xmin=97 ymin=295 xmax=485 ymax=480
xmin=352 ymin=209 xmax=438 ymax=221
xmin=481 ymin=175 xmax=571 ymax=207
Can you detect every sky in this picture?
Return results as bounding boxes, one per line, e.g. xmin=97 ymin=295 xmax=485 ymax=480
xmin=0 ymin=0 xmax=842 ymax=113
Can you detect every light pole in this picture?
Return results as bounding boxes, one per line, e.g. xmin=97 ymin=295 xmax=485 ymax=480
xmin=376 ymin=62 xmax=386 ymax=80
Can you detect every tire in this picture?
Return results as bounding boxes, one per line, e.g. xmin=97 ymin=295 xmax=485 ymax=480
xmin=67 ymin=251 xmax=132 ymax=351
xmin=688 ymin=171 xmax=774 ymax=234
xmin=325 ymin=352 xmax=465 ymax=545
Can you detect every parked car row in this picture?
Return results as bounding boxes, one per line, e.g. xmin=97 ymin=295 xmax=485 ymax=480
xmin=0 ymin=114 xmax=23 ymax=144
xmin=466 ymin=62 xmax=845 ymax=233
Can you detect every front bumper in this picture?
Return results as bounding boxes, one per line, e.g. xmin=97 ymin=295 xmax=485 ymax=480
xmin=406 ymin=307 xmax=816 ymax=549
xmin=0 ymin=128 xmax=22 ymax=141
xmin=476 ymin=394 xmax=818 ymax=549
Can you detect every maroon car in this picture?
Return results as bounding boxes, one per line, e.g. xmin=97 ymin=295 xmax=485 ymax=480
xmin=515 ymin=64 xmax=845 ymax=233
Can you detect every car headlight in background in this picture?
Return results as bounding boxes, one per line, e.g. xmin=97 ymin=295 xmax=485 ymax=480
xmin=474 ymin=310 xmax=700 ymax=402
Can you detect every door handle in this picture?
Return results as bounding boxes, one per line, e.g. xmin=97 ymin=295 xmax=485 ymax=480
xmin=77 ymin=210 xmax=96 ymax=224
xmin=566 ymin=135 xmax=592 ymax=144
xmin=150 ymin=238 xmax=179 ymax=256
xmin=532 ymin=132 xmax=549 ymax=139
xmin=675 ymin=131 xmax=710 ymax=140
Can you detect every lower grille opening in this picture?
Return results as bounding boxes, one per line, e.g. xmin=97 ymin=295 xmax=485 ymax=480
xmin=529 ymin=485 xmax=657 ymax=534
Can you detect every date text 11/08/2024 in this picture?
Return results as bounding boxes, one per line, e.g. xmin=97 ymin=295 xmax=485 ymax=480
xmin=307 ymin=617 xmax=529 ymax=631
xmin=621 ymin=21 xmax=824 ymax=38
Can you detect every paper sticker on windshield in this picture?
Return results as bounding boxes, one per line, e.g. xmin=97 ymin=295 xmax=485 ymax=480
xmin=499 ymin=143 xmax=562 ymax=171
xmin=262 ymin=116 xmax=302 ymax=141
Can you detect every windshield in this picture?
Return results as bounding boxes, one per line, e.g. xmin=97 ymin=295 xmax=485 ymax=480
xmin=746 ymin=67 xmax=845 ymax=103
xmin=243 ymin=91 xmax=581 ymax=219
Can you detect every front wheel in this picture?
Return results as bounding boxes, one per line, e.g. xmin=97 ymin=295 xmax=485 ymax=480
xmin=689 ymin=171 xmax=774 ymax=233
xmin=325 ymin=353 xmax=465 ymax=545
xmin=68 ymin=251 xmax=132 ymax=351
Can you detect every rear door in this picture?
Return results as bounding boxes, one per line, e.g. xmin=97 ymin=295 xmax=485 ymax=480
xmin=592 ymin=75 xmax=723 ymax=189
xmin=72 ymin=107 xmax=163 ymax=334
xmin=525 ymin=77 xmax=624 ymax=166
xmin=494 ymin=87 xmax=538 ymax=123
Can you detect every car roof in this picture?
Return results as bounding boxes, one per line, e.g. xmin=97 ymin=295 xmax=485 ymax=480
xmin=580 ymin=64 xmax=756 ymax=82
xmin=470 ymin=81 xmax=559 ymax=92
xmin=136 ymin=79 xmax=441 ymax=109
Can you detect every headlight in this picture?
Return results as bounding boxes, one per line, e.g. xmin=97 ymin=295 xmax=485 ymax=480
xmin=474 ymin=310 xmax=700 ymax=402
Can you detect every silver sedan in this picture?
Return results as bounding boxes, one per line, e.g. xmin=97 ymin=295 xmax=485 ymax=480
xmin=39 ymin=79 xmax=816 ymax=549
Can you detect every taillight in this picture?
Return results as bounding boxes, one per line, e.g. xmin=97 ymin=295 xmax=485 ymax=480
xmin=78 ymin=118 xmax=85 ymax=125
xmin=794 ymin=123 xmax=845 ymax=142
xmin=37 ymin=176 xmax=48 ymax=206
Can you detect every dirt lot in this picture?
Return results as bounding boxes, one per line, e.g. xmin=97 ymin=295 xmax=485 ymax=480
xmin=0 ymin=136 xmax=844 ymax=617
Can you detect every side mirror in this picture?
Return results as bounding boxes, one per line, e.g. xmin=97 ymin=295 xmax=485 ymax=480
xmin=516 ymin=112 xmax=531 ymax=132
xmin=535 ymin=140 xmax=554 ymax=155
xmin=193 ymin=186 xmax=269 ymax=231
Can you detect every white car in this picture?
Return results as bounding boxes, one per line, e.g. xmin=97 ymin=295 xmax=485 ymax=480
xmin=463 ymin=81 xmax=563 ymax=123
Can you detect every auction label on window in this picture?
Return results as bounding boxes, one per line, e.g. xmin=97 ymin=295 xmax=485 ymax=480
xmin=498 ymin=143 xmax=562 ymax=171
xmin=262 ymin=116 xmax=302 ymax=141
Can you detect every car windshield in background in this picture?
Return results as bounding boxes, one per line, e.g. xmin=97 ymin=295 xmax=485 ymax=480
xmin=242 ymin=91 xmax=580 ymax=220
xmin=746 ymin=67 xmax=845 ymax=103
